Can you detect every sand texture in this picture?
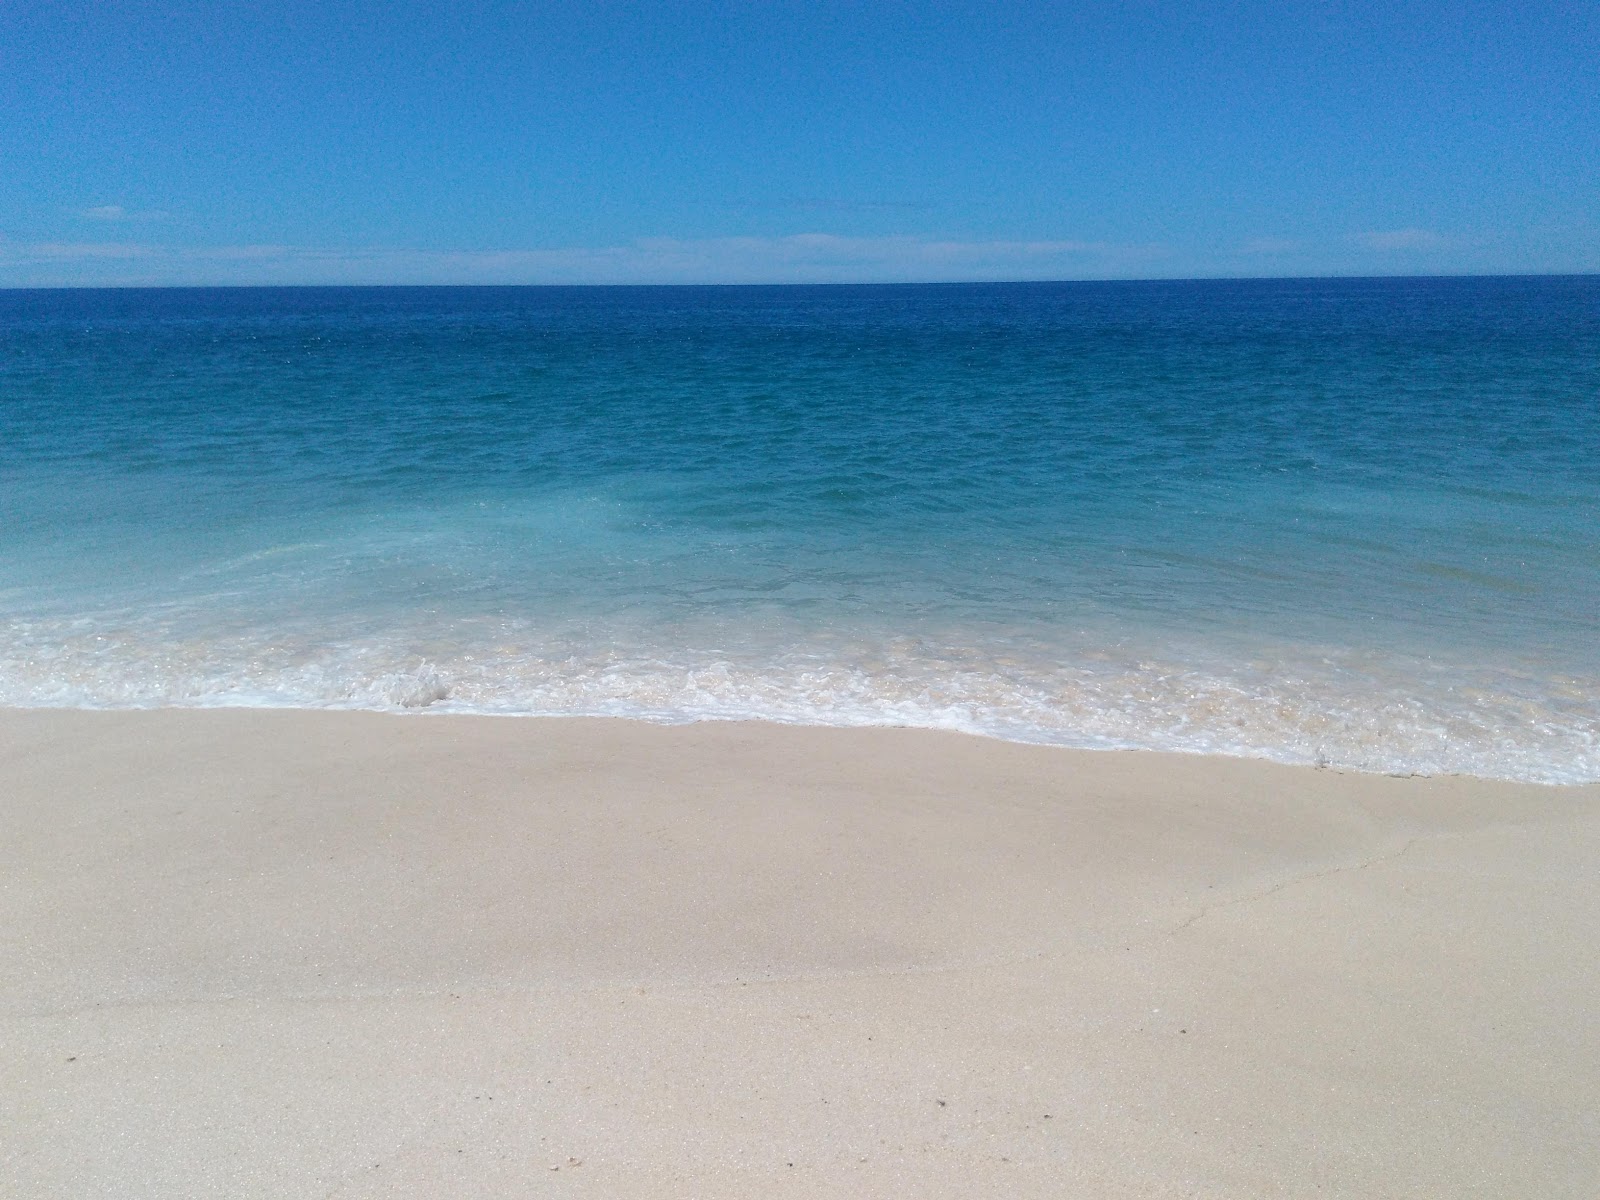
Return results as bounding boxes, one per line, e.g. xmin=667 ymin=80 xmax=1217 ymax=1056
xmin=3 ymin=709 xmax=1598 ymax=1197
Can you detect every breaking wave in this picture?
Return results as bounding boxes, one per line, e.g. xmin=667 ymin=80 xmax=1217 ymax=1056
xmin=2 ymin=620 xmax=1594 ymax=785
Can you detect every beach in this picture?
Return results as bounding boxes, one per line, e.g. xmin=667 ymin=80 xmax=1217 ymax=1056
xmin=5 ymin=709 xmax=1597 ymax=1197
xmin=8 ymin=1 xmax=1598 ymax=1193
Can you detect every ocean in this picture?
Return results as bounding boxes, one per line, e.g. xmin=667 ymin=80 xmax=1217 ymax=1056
xmin=1 ymin=278 xmax=1596 ymax=782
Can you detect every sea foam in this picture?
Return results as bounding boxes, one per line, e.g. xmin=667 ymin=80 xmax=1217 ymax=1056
xmin=1 ymin=618 xmax=1593 ymax=783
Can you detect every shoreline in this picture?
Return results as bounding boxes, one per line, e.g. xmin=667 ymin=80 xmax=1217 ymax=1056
xmin=1 ymin=700 xmax=1591 ymax=787
xmin=5 ymin=708 xmax=1598 ymax=1196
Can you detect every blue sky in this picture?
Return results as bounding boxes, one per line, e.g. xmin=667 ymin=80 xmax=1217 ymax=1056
xmin=2 ymin=1 xmax=1596 ymax=285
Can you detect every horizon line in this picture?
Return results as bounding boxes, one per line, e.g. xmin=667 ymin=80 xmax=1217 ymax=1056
xmin=3 ymin=270 xmax=1597 ymax=293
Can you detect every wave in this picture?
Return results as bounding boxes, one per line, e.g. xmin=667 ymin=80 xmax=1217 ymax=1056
xmin=2 ymin=621 xmax=1594 ymax=785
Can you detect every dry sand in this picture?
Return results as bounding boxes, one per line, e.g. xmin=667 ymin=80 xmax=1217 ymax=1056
xmin=2 ymin=709 xmax=1597 ymax=1198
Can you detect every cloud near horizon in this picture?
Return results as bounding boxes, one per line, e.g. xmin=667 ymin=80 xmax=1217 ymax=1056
xmin=0 ymin=233 xmax=1173 ymax=287
xmin=1353 ymin=229 xmax=1447 ymax=252
xmin=78 ymin=205 xmax=170 ymax=223
xmin=4 ymin=227 xmax=1566 ymax=287
xmin=1239 ymin=237 xmax=1302 ymax=255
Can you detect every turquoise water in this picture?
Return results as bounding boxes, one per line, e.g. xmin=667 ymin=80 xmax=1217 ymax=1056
xmin=2 ymin=279 xmax=1596 ymax=781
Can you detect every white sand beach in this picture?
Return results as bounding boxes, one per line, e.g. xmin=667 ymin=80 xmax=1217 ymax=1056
xmin=4 ymin=709 xmax=1597 ymax=1197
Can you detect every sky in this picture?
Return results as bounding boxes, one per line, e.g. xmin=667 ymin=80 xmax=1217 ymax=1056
xmin=2 ymin=1 xmax=1596 ymax=286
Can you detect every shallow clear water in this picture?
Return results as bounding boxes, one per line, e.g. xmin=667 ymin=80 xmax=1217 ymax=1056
xmin=2 ymin=279 xmax=1597 ymax=781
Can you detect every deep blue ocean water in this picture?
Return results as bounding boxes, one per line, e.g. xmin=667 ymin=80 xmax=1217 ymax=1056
xmin=2 ymin=278 xmax=1596 ymax=781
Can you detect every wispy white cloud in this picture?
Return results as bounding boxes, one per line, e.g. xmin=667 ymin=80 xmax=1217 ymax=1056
xmin=730 ymin=198 xmax=934 ymax=214
xmin=1239 ymin=237 xmax=1302 ymax=255
xmin=0 ymin=233 xmax=1173 ymax=286
xmin=78 ymin=204 xmax=169 ymax=222
xmin=14 ymin=241 xmax=157 ymax=260
xmin=1353 ymin=228 xmax=1446 ymax=252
